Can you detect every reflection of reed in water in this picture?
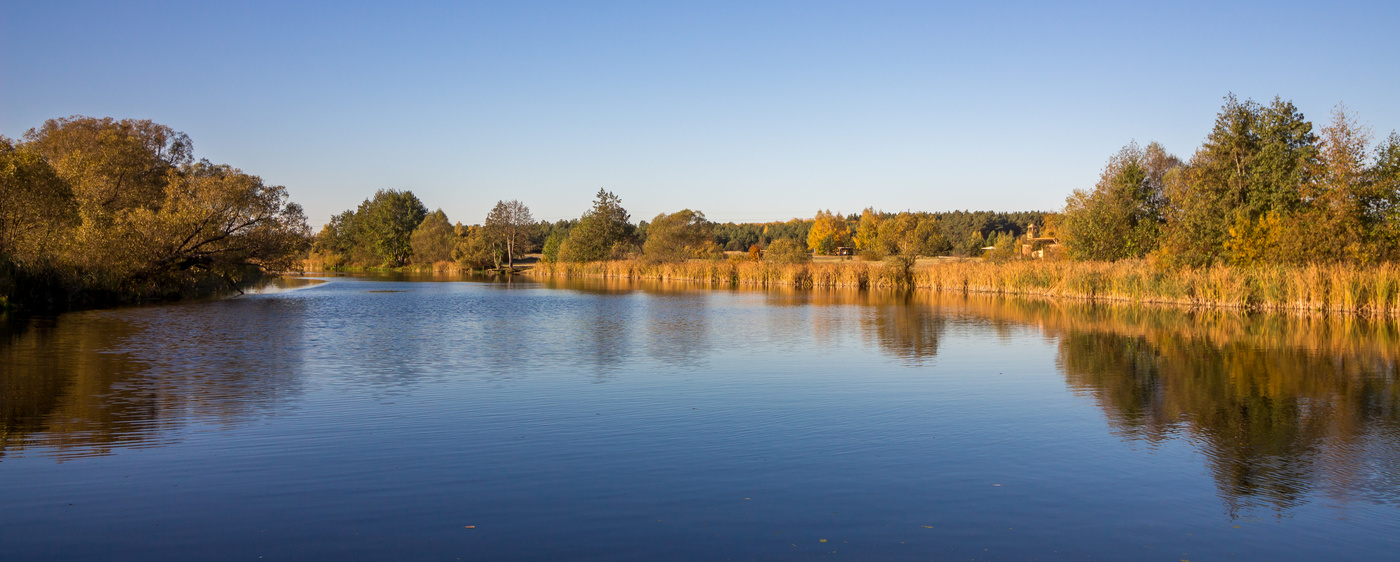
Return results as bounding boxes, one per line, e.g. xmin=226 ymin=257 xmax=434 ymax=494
xmin=949 ymin=294 xmax=1400 ymax=364
xmin=549 ymin=279 xmax=955 ymax=365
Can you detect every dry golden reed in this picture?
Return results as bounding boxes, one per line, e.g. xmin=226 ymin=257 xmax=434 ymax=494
xmin=301 ymin=257 xmax=478 ymax=275
xmin=530 ymin=258 xmax=1400 ymax=316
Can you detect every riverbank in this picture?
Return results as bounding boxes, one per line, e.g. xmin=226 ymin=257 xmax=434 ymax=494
xmin=529 ymin=258 xmax=1400 ymax=316
xmin=301 ymin=255 xmax=540 ymax=275
xmin=0 ymin=258 xmax=273 ymax=314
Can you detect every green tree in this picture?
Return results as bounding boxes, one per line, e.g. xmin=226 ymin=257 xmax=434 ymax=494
xmin=910 ymin=213 xmax=950 ymax=256
xmin=1062 ymin=142 xmax=1180 ymax=261
xmin=483 ymin=200 xmax=534 ymax=268
xmin=541 ymin=232 xmax=565 ymax=263
xmin=642 ymin=209 xmax=716 ymax=262
xmin=1252 ymin=97 xmax=1318 ymax=214
xmin=988 ymin=231 xmax=1018 ymax=261
xmin=311 ymin=210 xmax=364 ymax=267
xmin=962 ymin=230 xmax=987 ymax=256
xmin=1297 ymin=105 xmax=1375 ymax=262
xmin=1159 ymin=95 xmax=1318 ymax=266
xmin=1371 ymin=132 xmax=1400 ymax=258
xmin=410 ymin=209 xmax=456 ymax=265
xmin=559 ymin=189 xmax=635 ymax=262
xmin=452 ymin=223 xmax=497 ymax=269
xmin=356 ymin=189 xmax=427 ymax=266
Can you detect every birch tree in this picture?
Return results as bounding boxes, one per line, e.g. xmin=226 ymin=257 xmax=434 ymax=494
xmin=484 ymin=200 xmax=534 ymax=268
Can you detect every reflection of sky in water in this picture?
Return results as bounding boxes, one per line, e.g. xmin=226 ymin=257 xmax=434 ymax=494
xmin=1 ymin=277 xmax=1397 ymax=560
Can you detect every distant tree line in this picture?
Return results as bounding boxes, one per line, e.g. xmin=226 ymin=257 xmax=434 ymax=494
xmin=1 ymin=116 xmax=310 ymax=310
xmin=1058 ymin=95 xmax=1400 ymax=266
xmin=311 ymin=192 xmax=542 ymax=270
xmin=706 ymin=210 xmax=1040 ymax=259
xmin=311 ymin=183 xmax=1048 ymax=270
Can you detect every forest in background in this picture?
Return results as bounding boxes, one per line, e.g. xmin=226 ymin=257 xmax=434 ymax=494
xmin=308 ymin=188 xmax=1044 ymax=271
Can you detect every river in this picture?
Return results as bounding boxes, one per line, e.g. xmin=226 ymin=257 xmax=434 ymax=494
xmin=2 ymin=275 xmax=1397 ymax=560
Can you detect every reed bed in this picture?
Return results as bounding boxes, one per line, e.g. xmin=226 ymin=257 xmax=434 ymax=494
xmin=300 ymin=258 xmax=481 ymax=275
xmin=530 ymin=258 xmax=1400 ymax=317
xmin=533 ymin=259 xmax=934 ymax=290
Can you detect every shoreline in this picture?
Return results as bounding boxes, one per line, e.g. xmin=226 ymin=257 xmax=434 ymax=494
xmin=526 ymin=258 xmax=1400 ymax=317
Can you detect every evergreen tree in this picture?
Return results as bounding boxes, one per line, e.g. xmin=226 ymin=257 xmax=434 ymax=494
xmin=559 ymin=189 xmax=635 ymax=262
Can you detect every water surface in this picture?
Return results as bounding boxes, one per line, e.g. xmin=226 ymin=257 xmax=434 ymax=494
xmin=2 ymin=275 xmax=1397 ymax=560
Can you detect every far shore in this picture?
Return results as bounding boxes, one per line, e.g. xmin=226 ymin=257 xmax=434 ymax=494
xmin=525 ymin=257 xmax=1400 ymax=318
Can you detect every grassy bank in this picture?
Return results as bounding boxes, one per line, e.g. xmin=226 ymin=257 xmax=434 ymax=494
xmin=529 ymin=258 xmax=1400 ymax=316
xmin=302 ymin=259 xmax=480 ymax=275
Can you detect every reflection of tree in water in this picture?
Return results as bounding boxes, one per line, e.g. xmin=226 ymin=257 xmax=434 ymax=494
xmin=859 ymin=291 xmax=946 ymax=365
xmin=763 ymin=289 xmax=948 ymax=364
xmin=535 ymin=282 xmax=1400 ymax=512
xmin=1057 ymin=319 xmax=1400 ymax=516
xmin=1 ymin=313 xmax=143 ymax=459
xmin=544 ymin=280 xmax=639 ymax=380
xmin=0 ymin=298 xmax=308 ymax=460
xmin=544 ymin=280 xmax=954 ymax=366
xmin=581 ymin=294 xmax=635 ymax=378
xmin=643 ymin=293 xmax=711 ymax=368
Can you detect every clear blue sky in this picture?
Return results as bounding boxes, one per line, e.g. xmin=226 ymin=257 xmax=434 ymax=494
xmin=3 ymin=1 xmax=1397 ymax=227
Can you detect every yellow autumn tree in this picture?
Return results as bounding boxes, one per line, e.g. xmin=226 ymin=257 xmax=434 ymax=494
xmin=806 ymin=209 xmax=850 ymax=255
xmin=853 ymin=208 xmax=882 ymax=252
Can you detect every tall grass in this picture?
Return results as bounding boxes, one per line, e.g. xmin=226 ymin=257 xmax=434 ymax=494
xmin=530 ymin=258 xmax=1400 ymax=316
xmin=301 ymin=257 xmax=484 ymax=275
xmin=533 ymin=259 xmax=929 ymax=290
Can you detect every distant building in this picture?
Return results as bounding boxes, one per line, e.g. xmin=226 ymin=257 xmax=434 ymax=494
xmin=1021 ymin=223 xmax=1061 ymax=259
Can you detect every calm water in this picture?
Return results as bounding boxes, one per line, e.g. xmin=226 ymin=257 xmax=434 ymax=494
xmin=2 ymin=275 xmax=1398 ymax=560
